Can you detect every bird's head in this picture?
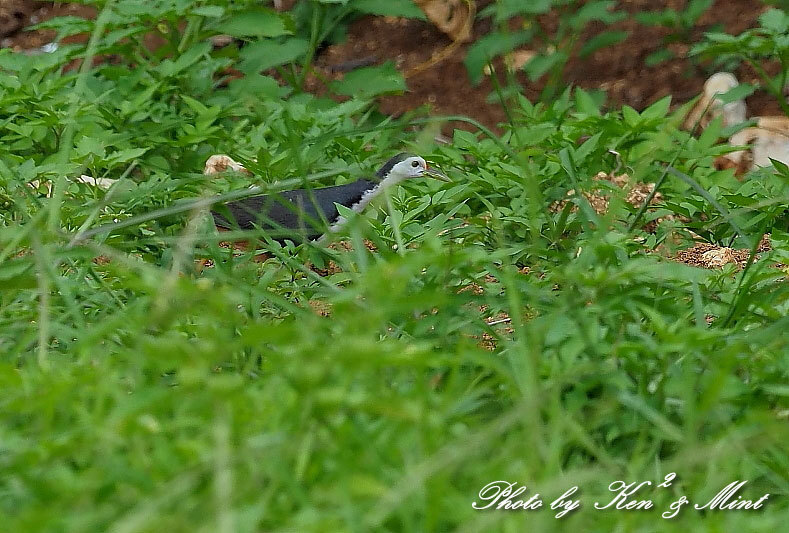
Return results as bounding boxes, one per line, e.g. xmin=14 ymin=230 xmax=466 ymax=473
xmin=376 ymin=153 xmax=450 ymax=183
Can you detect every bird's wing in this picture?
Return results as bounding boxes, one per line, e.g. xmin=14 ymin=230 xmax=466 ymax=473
xmin=212 ymin=180 xmax=376 ymax=240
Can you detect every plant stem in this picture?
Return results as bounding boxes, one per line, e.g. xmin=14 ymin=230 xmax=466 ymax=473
xmin=298 ymin=2 xmax=324 ymax=91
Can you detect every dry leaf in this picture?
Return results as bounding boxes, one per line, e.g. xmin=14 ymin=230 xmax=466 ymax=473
xmin=718 ymin=116 xmax=789 ymax=174
xmin=415 ymin=0 xmax=473 ymax=42
xmin=484 ymin=49 xmax=536 ymax=75
xmin=700 ymin=247 xmax=737 ymax=268
xmin=684 ymin=72 xmax=747 ymax=131
xmin=204 ymin=154 xmax=250 ymax=175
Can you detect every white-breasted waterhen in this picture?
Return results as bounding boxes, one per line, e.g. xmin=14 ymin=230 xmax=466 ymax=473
xmin=211 ymin=153 xmax=449 ymax=243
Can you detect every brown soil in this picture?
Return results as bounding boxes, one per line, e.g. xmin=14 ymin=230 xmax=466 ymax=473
xmin=316 ymin=0 xmax=783 ymax=128
xmin=0 ymin=0 xmax=34 ymax=40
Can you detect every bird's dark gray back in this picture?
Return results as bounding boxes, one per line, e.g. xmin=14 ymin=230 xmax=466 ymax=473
xmin=212 ymin=179 xmax=376 ymax=240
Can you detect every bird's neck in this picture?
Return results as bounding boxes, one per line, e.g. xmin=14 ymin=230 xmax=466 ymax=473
xmin=320 ymin=174 xmax=407 ymax=244
xmin=350 ymin=174 xmax=405 ymax=213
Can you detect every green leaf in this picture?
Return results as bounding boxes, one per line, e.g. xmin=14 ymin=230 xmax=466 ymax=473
xmin=759 ymin=8 xmax=789 ymax=33
xmin=701 ymin=32 xmax=738 ymax=44
xmin=103 ymin=27 xmax=146 ymax=48
xmin=641 ymin=95 xmax=671 ymax=120
xmin=192 ymin=6 xmax=225 ymax=18
xmin=239 ymin=38 xmax=309 ymax=73
xmin=570 ymin=1 xmax=625 ymax=30
xmin=762 ymin=383 xmax=789 ymax=396
xmin=514 ymin=123 xmax=556 ymax=145
xmin=331 ymin=62 xmax=406 ymax=98
xmin=575 ymin=132 xmax=602 ymax=163
xmin=523 ymin=52 xmax=567 ymax=82
xmin=229 ymin=74 xmax=290 ymax=100
xmin=351 ymin=0 xmax=426 ymax=19
xmin=717 ymin=83 xmax=756 ymax=104
xmin=464 ymin=31 xmax=533 ymax=85
xmin=335 ymin=202 xmax=356 ymax=221
xmin=645 ymin=49 xmax=674 ymax=66
xmin=0 ymin=259 xmax=35 ymax=290
xmin=108 ymin=148 xmax=149 ymax=164
xmin=635 ymin=10 xmax=677 ymax=27
xmin=770 ymin=158 xmax=789 ymax=175
xmin=156 ymin=42 xmax=211 ymax=77
xmin=579 ymin=30 xmax=628 ymax=58
xmin=215 ymin=8 xmax=290 ymax=38
xmin=682 ymin=0 xmax=713 ymax=25
xmin=180 ymin=94 xmax=209 ymax=115
xmin=622 ymin=105 xmax=641 ymax=126
xmin=29 ymin=15 xmax=92 ymax=40
xmin=721 ymin=118 xmax=758 ymax=139
xmin=480 ymin=0 xmax=552 ymax=23
xmin=75 ymin=137 xmax=106 ymax=159
xmin=0 ymin=72 xmax=21 ymax=90
xmin=698 ymin=116 xmax=722 ymax=150
xmin=453 ymin=130 xmax=479 ymax=149
xmin=574 ymin=88 xmax=600 ymax=115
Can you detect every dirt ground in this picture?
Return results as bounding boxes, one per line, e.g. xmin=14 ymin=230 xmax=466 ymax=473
xmin=316 ymin=0 xmax=782 ymax=128
xmin=2 ymin=0 xmax=783 ymax=129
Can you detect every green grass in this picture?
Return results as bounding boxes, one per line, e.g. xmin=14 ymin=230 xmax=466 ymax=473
xmin=1 ymin=1 xmax=788 ymax=531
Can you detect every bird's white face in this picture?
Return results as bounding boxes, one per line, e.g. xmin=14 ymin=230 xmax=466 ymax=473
xmin=390 ymin=156 xmax=429 ymax=179
xmin=389 ymin=156 xmax=449 ymax=182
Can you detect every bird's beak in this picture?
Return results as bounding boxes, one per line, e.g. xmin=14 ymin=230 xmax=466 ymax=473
xmin=424 ymin=164 xmax=450 ymax=182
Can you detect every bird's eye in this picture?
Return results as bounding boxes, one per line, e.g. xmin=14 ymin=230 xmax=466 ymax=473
xmin=411 ymin=160 xmax=420 ymax=168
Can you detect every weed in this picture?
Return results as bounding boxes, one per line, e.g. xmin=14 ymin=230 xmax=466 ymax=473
xmin=0 ymin=2 xmax=788 ymax=531
xmin=467 ymin=0 xmax=626 ymax=102
xmin=693 ymin=8 xmax=789 ymax=115
xmin=636 ymin=0 xmax=714 ymax=67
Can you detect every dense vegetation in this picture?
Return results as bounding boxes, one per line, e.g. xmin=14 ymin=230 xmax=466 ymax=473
xmin=1 ymin=1 xmax=787 ymax=531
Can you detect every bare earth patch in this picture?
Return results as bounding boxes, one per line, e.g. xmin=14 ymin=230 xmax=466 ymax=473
xmin=551 ymin=171 xmax=663 ymax=220
xmin=672 ymin=235 xmax=772 ymax=269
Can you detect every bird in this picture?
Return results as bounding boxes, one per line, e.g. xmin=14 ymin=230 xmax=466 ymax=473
xmin=210 ymin=153 xmax=449 ymax=243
